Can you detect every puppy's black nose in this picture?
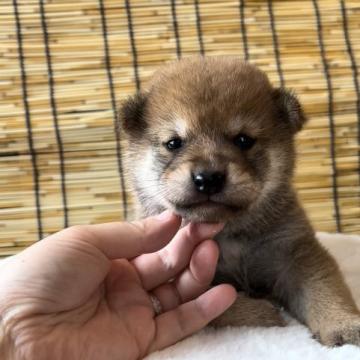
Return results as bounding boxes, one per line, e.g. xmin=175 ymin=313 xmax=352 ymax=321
xmin=192 ymin=171 xmax=226 ymax=195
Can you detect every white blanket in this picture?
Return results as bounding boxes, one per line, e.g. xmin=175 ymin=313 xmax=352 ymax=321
xmin=147 ymin=232 xmax=360 ymax=360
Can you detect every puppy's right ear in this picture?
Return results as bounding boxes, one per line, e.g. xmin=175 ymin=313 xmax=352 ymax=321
xmin=118 ymin=92 xmax=148 ymax=136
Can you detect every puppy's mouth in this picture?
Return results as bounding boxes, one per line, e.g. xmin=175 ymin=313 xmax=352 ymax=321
xmin=178 ymin=200 xmax=241 ymax=212
xmin=168 ymin=198 xmax=245 ymax=222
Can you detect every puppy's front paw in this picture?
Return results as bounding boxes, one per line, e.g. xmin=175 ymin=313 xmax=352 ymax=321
xmin=211 ymin=293 xmax=285 ymax=328
xmin=313 ymin=315 xmax=360 ymax=347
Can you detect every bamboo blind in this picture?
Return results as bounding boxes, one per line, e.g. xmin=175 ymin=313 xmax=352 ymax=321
xmin=0 ymin=0 xmax=359 ymax=257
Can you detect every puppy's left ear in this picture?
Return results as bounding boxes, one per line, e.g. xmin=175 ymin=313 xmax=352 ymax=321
xmin=272 ymin=88 xmax=307 ymax=133
xmin=118 ymin=92 xmax=148 ymax=136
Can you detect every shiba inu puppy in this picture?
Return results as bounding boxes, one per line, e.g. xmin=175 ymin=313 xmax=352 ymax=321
xmin=119 ymin=56 xmax=360 ymax=346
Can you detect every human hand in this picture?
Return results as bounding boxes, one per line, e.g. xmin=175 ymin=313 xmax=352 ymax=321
xmin=0 ymin=212 xmax=236 ymax=360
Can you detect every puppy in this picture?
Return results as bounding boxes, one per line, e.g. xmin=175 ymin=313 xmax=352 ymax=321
xmin=119 ymin=56 xmax=360 ymax=347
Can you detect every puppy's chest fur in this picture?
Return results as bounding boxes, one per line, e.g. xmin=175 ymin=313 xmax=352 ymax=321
xmin=214 ymin=229 xmax=290 ymax=298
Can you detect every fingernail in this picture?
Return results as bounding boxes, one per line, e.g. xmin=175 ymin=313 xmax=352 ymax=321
xmin=155 ymin=210 xmax=177 ymax=222
xmin=194 ymin=222 xmax=225 ymax=238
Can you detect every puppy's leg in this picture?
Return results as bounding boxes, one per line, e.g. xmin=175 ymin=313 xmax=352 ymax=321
xmin=211 ymin=292 xmax=285 ymax=328
xmin=274 ymin=238 xmax=360 ymax=347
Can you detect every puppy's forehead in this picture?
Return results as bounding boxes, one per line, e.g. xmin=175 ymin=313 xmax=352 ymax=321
xmin=147 ymin=56 xmax=276 ymax=135
xmin=174 ymin=117 xmax=188 ymax=137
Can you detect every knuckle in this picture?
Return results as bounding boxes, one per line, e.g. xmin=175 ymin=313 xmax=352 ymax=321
xmin=158 ymin=248 xmax=174 ymax=272
xmin=194 ymin=297 xmax=208 ymax=322
xmin=171 ymin=282 xmax=184 ymax=304
xmin=127 ymin=221 xmax=147 ymax=246
xmin=176 ymin=307 xmax=190 ymax=338
xmin=60 ymin=225 xmax=94 ymax=242
xmin=185 ymin=223 xmax=197 ymax=241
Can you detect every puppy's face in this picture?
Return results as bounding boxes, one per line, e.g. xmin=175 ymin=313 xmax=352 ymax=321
xmin=121 ymin=57 xmax=306 ymax=222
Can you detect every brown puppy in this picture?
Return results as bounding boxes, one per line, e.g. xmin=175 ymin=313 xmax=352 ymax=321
xmin=119 ymin=56 xmax=360 ymax=347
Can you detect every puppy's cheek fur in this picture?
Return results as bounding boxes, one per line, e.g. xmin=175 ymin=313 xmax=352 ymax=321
xmin=260 ymin=144 xmax=294 ymax=197
xmin=133 ymin=149 xmax=166 ymax=211
xmin=226 ymin=162 xmax=261 ymax=204
xmin=162 ymin=162 xmax=193 ymax=204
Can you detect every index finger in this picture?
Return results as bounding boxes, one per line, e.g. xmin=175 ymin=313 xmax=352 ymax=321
xmin=61 ymin=211 xmax=181 ymax=260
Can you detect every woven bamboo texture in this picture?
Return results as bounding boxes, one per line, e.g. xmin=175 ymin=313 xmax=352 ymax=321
xmin=0 ymin=0 xmax=359 ymax=257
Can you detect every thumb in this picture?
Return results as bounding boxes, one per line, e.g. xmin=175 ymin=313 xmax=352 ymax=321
xmin=65 ymin=210 xmax=182 ymax=259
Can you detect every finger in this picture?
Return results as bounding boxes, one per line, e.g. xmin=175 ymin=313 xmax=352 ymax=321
xmin=61 ymin=211 xmax=181 ymax=260
xmin=148 ymin=284 xmax=237 ymax=353
xmin=175 ymin=239 xmax=219 ymax=302
xmin=151 ymin=240 xmax=219 ymax=311
xmin=132 ymin=223 xmax=224 ymax=290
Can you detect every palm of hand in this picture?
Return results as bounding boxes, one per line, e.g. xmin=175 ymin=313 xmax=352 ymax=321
xmin=52 ymin=259 xmax=159 ymax=360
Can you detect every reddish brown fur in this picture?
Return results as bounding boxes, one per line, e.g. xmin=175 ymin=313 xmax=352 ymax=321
xmin=120 ymin=56 xmax=360 ymax=347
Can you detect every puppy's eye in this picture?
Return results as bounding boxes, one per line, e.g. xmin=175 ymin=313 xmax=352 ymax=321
xmin=165 ymin=137 xmax=183 ymax=151
xmin=233 ymin=133 xmax=256 ymax=150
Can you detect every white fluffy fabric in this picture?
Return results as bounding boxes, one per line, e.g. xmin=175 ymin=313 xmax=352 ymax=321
xmin=147 ymin=232 xmax=360 ymax=360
